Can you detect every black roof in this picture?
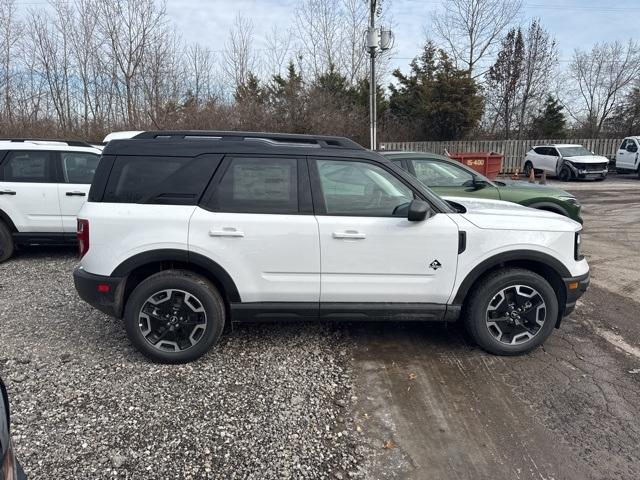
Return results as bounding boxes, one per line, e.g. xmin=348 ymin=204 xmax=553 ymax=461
xmin=103 ymin=130 xmax=373 ymax=158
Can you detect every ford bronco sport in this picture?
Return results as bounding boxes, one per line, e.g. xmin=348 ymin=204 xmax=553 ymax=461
xmin=73 ymin=131 xmax=590 ymax=363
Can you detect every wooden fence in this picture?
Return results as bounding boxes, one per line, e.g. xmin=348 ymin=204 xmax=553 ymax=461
xmin=380 ymin=138 xmax=623 ymax=173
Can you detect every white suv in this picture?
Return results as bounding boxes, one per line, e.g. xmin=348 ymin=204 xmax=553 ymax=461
xmin=73 ymin=131 xmax=590 ymax=363
xmin=523 ymin=144 xmax=608 ymax=181
xmin=0 ymin=139 xmax=102 ymax=262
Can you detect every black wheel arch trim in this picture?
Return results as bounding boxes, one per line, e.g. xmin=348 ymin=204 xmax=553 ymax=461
xmin=0 ymin=208 xmax=17 ymax=232
xmin=524 ymin=201 xmax=569 ymax=217
xmin=452 ymin=250 xmax=571 ymax=305
xmin=111 ymin=249 xmax=241 ymax=303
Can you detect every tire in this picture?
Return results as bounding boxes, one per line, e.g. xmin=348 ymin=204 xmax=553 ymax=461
xmin=464 ymin=268 xmax=559 ymax=356
xmin=523 ymin=161 xmax=533 ymax=177
xmin=124 ymin=270 xmax=225 ymax=363
xmin=0 ymin=221 xmax=14 ymax=263
xmin=558 ymin=165 xmax=572 ymax=182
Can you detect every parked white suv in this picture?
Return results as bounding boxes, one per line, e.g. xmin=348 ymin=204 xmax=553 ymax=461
xmin=523 ymin=144 xmax=608 ymax=181
xmin=616 ymin=136 xmax=640 ymax=177
xmin=73 ymin=131 xmax=590 ymax=363
xmin=0 ymin=139 xmax=102 ymax=262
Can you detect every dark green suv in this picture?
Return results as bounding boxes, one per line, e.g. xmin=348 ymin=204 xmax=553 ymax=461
xmin=383 ymin=151 xmax=582 ymax=223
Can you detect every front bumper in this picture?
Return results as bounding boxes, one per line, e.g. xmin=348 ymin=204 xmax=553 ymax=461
xmin=73 ymin=267 xmax=125 ymax=318
xmin=562 ymin=271 xmax=590 ymax=318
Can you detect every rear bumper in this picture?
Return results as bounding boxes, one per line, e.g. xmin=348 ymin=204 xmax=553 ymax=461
xmin=73 ymin=266 xmax=125 ymax=318
xmin=562 ymin=271 xmax=590 ymax=318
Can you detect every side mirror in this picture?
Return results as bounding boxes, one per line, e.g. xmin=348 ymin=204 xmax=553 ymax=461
xmin=473 ymin=178 xmax=488 ymax=190
xmin=408 ymin=199 xmax=431 ymax=222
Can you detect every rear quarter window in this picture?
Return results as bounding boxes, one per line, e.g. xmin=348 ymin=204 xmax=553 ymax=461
xmin=101 ymin=154 xmax=222 ymax=204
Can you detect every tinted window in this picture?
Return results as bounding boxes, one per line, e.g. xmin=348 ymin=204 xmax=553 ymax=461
xmin=533 ymin=147 xmax=546 ymax=155
xmin=547 ymin=147 xmax=559 ymax=157
xmin=104 ymin=156 xmax=190 ymax=203
xmin=1 ymin=150 xmax=53 ymax=183
xmin=61 ymin=152 xmax=100 ymax=184
xmin=627 ymin=141 xmax=638 ymax=153
xmin=411 ymin=159 xmax=475 ymax=187
xmin=620 ymin=140 xmax=628 ymax=150
xmin=210 ymin=157 xmax=298 ymax=214
xmin=316 ymin=159 xmax=413 ymax=216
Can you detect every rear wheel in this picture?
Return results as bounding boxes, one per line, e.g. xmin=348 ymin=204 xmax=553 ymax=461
xmin=0 ymin=222 xmax=14 ymax=263
xmin=124 ymin=270 xmax=225 ymax=363
xmin=464 ymin=268 xmax=558 ymax=355
xmin=523 ymin=161 xmax=533 ymax=177
xmin=558 ymin=165 xmax=572 ymax=181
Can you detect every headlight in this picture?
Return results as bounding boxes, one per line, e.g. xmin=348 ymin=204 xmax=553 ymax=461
xmin=559 ymin=196 xmax=581 ymax=207
xmin=575 ymin=231 xmax=584 ymax=261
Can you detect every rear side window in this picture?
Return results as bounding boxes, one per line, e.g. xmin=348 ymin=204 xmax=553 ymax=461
xmin=0 ymin=151 xmax=54 ymax=183
xmin=533 ymin=147 xmax=546 ymax=155
xmin=61 ymin=152 xmax=100 ymax=184
xmin=102 ymin=155 xmax=221 ymax=204
xmin=208 ymin=157 xmax=298 ymax=214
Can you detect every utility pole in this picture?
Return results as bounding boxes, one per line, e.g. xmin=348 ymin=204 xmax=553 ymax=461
xmin=365 ymin=0 xmax=393 ymax=150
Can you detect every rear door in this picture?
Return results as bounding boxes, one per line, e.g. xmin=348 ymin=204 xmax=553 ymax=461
xmin=57 ymin=151 xmax=101 ymax=232
xmin=310 ymin=157 xmax=459 ymax=307
xmin=190 ymin=155 xmax=320 ymax=305
xmin=0 ymin=150 xmax=62 ymax=232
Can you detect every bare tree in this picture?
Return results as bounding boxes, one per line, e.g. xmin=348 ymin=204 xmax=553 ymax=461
xmin=264 ymin=25 xmax=292 ymax=79
xmin=223 ymin=13 xmax=258 ymax=93
xmin=432 ymin=0 xmax=522 ymax=78
xmin=186 ymin=43 xmax=214 ymax=105
xmin=565 ymin=40 xmax=640 ymax=137
xmin=0 ymin=0 xmax=20 ymax=122
xmin=98 ymin=0 xmax=166 ymax=126
xmin=516 ymin=19 xmax=557 ymax=137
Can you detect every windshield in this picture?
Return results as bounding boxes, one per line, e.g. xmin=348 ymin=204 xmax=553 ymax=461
xmin=558 ymin=146 xmax=593 ymax=157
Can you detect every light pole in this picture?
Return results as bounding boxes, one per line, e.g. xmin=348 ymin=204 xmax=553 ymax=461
xmin=365 ymin=0 xmax=393 ymax=150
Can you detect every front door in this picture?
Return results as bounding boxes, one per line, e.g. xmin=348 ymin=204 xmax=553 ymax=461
xmin=189 ymin=155 xmax=320 ymax=304
xmin=310 ymin=158 xmax=459 ymax=305
xmin=0 ymin=150 xmax=62 ymax=232
xmin=57 ymin=151 xmax=100 ymax=232
xmin=617 ymin=139 xmax=638 ymax=170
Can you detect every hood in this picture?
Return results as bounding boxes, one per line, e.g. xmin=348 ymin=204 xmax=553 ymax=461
xmin=563 ymin=154 xmax=609 ymax=164
xmin=443 ymin=196 xmax=581 ymax=232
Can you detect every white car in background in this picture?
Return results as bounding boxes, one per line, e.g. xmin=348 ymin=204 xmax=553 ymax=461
xmin=522 ymin=144 xmax=608 ymax=181
xmin=615 ymin=137 xmax=640 ymax=177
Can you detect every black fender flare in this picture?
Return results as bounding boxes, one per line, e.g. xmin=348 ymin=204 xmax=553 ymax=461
xmin=0 ymin=209 xmax=17 ymax=232
xmin=524 ymin=201 xmax=569 ymax=218
xmin=111 ymin=249 xmax=241 ymax=302
xmin=452 ymin=249 xmax=571 ymax=305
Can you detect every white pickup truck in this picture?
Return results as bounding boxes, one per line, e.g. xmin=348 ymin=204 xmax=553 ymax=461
xmin=616 ymin=137 xmax=640 ymax=177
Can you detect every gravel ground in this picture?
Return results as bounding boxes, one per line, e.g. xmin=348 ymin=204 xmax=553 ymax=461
xmin=0 ymin=248 xmax=364 ymax=479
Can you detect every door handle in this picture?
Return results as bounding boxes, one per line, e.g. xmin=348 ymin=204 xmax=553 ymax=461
xmin=333 ymin=230 xmax=366 ymax=239
xmin=0 ymin=190 xmax=16 ymax=195
xmin=209 ymin=227 xmax=244 ymax=237
xmin=66 ymin=191 xmax=86 ymax=196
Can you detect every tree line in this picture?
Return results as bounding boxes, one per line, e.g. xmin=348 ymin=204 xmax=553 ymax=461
xmin=0 ymin=0 xmax=638 ymax=145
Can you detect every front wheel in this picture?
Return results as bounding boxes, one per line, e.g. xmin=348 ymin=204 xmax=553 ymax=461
xmin=558 ymin=165 xmax=573 ymax=181
xmin=464 ymin=268 xmax=559 ymax=355
xmin=0 ymin=222 xmax=14 ymax=263
xmin=124 ymin=270 xmax=225 ymax=363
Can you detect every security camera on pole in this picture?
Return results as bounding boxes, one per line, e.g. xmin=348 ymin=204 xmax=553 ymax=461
xmin=365 ymin=0 xmax=393 ymax=150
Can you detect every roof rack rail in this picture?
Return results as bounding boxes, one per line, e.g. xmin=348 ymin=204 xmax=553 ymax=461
xmin=0 ymin=138 xmax=95 ymax=148
xmin=132 ymin=130 xmax=364 ymax=150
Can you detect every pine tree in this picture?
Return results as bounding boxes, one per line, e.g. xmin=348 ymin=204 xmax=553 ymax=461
xmin=531 ymin=96 xmax=566 ymax=138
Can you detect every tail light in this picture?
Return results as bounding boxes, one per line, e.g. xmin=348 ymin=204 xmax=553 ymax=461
xmin=77 ymin=219 xmax=89 ymax=258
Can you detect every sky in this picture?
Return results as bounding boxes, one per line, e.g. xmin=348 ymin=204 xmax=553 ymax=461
xmin=165 ymin=0 xmax=640 ymax=76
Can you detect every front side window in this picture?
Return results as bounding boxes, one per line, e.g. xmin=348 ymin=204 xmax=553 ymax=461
xmin=1 ymin=151 xmax=53 ymax=183
xmin=210 ymin=157 xmax=298 ymax=214
xmin=626 ymin=140 xmax=638 ymax=153
xmin=411 ymin=159 xmax=475 ymax=187
xmin=316 ymin=159 xmax=413 ymax=216
xmin=61 ymin=152 xmax=100 ymax=184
